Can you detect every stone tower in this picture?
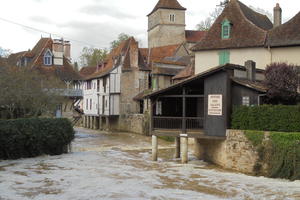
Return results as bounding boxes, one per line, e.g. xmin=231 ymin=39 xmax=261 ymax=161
xmin=148 ymin=0 xmax=186 ymax=48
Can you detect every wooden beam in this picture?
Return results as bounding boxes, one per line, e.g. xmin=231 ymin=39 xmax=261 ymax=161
xmin=161 ymin=95 xmax=204 ymax=98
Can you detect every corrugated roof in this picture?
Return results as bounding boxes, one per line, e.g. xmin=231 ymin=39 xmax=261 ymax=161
xmin=148 ymin=0 xmax=186 ymax=16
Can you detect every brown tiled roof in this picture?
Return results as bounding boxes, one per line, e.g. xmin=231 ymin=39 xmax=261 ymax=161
xmin=152 ymin=65 xmax=185 ymax=76
xmin=140 ymin=44 xmax=180 ymax=64
xmin=79 ymin=66 xmax=97 ymax=78
xmin=231 ymin=77 xmax=268 ymax=92
xmin=29 ymin=38 xmax=52 ymax=67
xmin=148 ymin=0 xmax=186 ymax=16
xmin=266 ymin=12 xmax=300 ymax=47
xmin=36 ymin=58 xmax=82 ymax=81
xmin=7 ymin=51 xmax=27 ymax=66
xmin=87 ymin=37 xmax=148 ymax=80
xmin=185 ymin=30 xmax=207 ymax=43
xmin=146 ymin=63 xmax=265 ymax=98
xmin=238 ymin=1 xmax=273 ymax=31
xmin=172 ymin=65 xmax=194 ymax=80
xmin=0 ymin=57 xmax=7 ymax=67
xmin=86 ymin=39 xmax=130 ymax=80
xmin=192 ymin=0 xmax=272 ymax=51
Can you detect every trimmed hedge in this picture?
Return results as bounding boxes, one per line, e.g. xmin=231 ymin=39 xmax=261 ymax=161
xmin=232 ymin=105 xmax=300 ymax=132
xmin=0 ymin=118 xmax=75 ymax=160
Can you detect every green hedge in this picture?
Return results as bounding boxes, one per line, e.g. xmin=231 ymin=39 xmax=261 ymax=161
xmin=245 ymin=130 xmax=300 ymax=180
xmin=232 ymin=105 xmax=300 ymax=132
xmin=0 ymin=118 xmax=75 ymax=160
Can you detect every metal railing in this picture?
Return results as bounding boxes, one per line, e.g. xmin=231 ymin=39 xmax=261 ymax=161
xmin=153 ymin=116 xmax=203 ymax=130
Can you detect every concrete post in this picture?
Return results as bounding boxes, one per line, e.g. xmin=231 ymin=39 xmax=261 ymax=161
xmin=152 ymin=135 xmax=158 ymax=161
xmin=194 ymin=138 xmax=204 ymax=160
xmin=180 ymin=135 xmax=188 ymax=164
xmin=99 ymin=117 xmax=102 ymax=130
xmin=174 ymin=137 xmax=180 ymax=158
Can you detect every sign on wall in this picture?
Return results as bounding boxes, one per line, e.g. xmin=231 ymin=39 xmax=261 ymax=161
xmin=208 ymin=95 xmax=222 ymax=116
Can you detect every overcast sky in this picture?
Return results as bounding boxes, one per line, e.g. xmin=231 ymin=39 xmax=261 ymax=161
xmin=0 ymin=0 xmax=299 ymax=63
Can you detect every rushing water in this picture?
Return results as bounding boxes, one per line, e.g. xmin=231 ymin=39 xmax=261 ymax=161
xmin=0 ymin=127 xmax=299 ymax=200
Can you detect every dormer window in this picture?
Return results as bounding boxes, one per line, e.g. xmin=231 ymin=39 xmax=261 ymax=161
xmin=221 ymin=19 xmax=231 ymax=39
xmin=44 ymin=49 xmax=53 ymax=66
xmin=169 ymin=14 xmax=175 ymax=22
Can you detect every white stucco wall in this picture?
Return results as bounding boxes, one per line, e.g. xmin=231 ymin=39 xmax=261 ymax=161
xmin=271 ymin=47 xmax=300 ymax=65
xmin=195 ymin=48 xmax=271 ymax=74
xmin=195 ymin=46 xmax=300 ymax=75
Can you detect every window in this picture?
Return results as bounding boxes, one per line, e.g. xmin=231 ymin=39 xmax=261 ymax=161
xmin=103 ymin=78 xmax=107 ymax=93
xmin=242 ymin=96 xmax=250 ymax=106
xmin=169 ymin=14 xmax=175 ymax=22
xmin=44 ymin=49 xmax=53 ymax=65
xmin=221 ymin=19 xmax=231 ymax=39
xmin=219 ymin=51 xmax=230 ymax=65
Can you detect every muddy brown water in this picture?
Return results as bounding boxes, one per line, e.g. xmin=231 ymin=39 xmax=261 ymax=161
xmin=0 ymin=127 xmax=299 ymax=200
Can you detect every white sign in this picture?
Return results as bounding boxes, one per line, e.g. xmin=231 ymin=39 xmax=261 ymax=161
xmin=208 ymin=95 xmax=222 ymax=116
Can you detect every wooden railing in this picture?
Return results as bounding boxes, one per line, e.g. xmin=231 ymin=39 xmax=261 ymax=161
xmin=153 ymin=116 xmax=203 ymax=130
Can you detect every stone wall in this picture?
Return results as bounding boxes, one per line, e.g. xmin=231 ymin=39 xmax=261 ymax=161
xmin=195 ymin=130 xmax=259 ymax=174
xmin=118 ymin=113 xmax=150 ymax=135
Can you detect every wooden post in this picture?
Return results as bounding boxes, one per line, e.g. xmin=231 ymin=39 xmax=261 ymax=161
xmin=180 ymin=134 xmax=188 ymax=163
xmin=175 ymin=137 xmax=180 ymax=158
xmin=152 ymin=135 xmax=158 ymax=161
xmin=182 ymin=87 xmax=186 ymax=133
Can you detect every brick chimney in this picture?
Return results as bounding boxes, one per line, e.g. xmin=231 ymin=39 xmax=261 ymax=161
xmin=245 ymin=60 xmax=256 ymax=81
xmin=64 ymin=41 xmax=71 ymax=61
xmin=52 ymin=39 xmax=64 ymax=65
xmin=273 ymin=3 xmax=282 ymax=27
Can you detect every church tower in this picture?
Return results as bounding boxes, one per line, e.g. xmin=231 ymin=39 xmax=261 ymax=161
xmin=148 ymin=0 xmax=186 ymax=48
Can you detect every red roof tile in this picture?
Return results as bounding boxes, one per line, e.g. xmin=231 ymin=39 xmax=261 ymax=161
xmin=185 ymin=30 xmax=207 ymax=43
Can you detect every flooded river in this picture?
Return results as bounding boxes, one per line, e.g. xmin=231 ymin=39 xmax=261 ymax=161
xmin=0 ymin=127 xmax=299 ymax=200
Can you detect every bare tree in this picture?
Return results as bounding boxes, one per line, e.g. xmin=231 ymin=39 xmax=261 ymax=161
xmin=0 ymin=67 xmax=65 ymax=119
xmin=196 ymin=7 xmax=223 ymax=31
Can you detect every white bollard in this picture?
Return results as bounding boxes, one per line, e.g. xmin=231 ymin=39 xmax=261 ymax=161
xmin=180 ymin=134 xmax=188 ymax=164
xmin=152 ymin=135 xmax=158 ymax=161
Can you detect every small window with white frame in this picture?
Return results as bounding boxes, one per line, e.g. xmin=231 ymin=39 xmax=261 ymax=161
xmin=169 ymin=14 xmax=175 ymax=22
xmin=242 ymin=96 xmax=250 ymax=106
xmin=43 ymin=49 xmax=53 ymax=66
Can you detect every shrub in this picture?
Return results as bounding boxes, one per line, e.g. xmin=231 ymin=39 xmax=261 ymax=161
xmin=231 ymin=105 xmax=300 ymax=132
xmin=0 ymin=118 xmax=74 ymax=160
xmin=265 ymin=63 xmax=299 ymax=105
xmin=245 ymin=130 xmax=300 ymax=180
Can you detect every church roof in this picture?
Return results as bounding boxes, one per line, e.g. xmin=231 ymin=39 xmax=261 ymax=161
xmin=192 ymin=0 xmax=273 ymax=51
xmin=148 ymin=0 xmax=186 ymax=16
